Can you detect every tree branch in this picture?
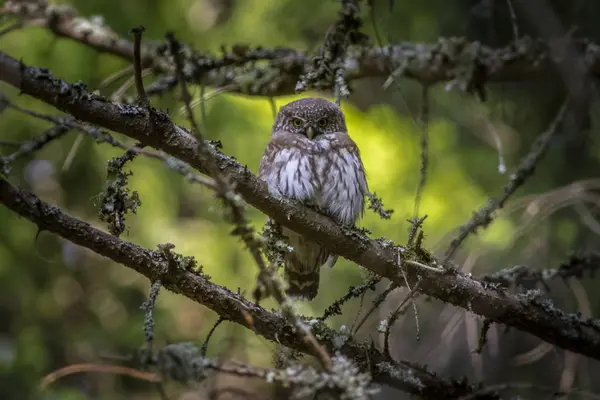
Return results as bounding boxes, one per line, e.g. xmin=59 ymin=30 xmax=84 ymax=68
xmin=1 ymin=50 xmax=600 ymax=362
xmin=4 ymin=1 xmax=600 ymax=97
xmin=482 ymin=254 xmax=600 ymax=290
xmin=0 ymin=177 xmax=493 ymax=399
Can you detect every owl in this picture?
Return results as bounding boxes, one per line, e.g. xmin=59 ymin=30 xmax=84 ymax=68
xmin=258 ymin=98 xmax=369 ymax=300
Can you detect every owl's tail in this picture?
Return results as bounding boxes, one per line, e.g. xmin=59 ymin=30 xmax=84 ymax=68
xmin=284 ymin=266 xmax=320 ymax=301
xmin=282 ymin=228 xmax=328 ymax=301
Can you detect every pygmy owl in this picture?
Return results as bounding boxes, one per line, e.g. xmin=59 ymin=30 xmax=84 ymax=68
xmin=258 ymin=98 xmax=368 ymax=300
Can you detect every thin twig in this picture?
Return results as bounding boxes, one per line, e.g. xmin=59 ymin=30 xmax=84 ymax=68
xmin=413 ymin=84 xmax=430 ymax=218
xmin=367 ymin=192 xmax=394 ymax=219
xmin=383 ymin=282 xmax=421 ymax=358
xmin=0 ymin=20 xmax=22 ymax=37
xmin=407 ymin=215 xmax=427 ymax=248
xmin=61 ymin=132 xmax=85 ymax=172
xmin=110 ymin=69 xmax=151 ymax=103
xmin=199 ymin=85 xmax=208 ymax=132
xmin=353 ymin=282 xmax=397 ymax=335
xmin=404 ymin=259 xmax=444 ymax=273
xmin=384 ymin=249 xmax=422 ymax=357
xmin=40 ymin=363 xmax=161 ymax=390
xmin=475 ymin=319 xmax=492 ymax=354
xmin=444 ymin=99 xmax=570 ymax=263
xmin=98 ymin=64 xmax=135 ymax=89
xmin=402 ymin=249 xmax=420 ymax=339
xmin=183 ymin=85 xmax=237 ymax=113
xmin=1 ymin=125 xmax=69 ymax=169
xmin=506 ymin=0 xmax=520 ymax=40
xmin=130 ymin=26 xmax=149 ymax=107
xmin=368 ymin=0 xmax=387 ymax=51
xmin=319 ymin=276 xmax=380 ymax=321
xmin=201 ymin=317 xmax=226 ymax=357
xmin=269 ymin=97 xmax=277 ymax=119
xmin=167 ymin=32 xmax=202 ymax=139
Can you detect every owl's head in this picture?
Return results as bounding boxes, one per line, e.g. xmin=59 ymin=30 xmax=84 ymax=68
xmin=272 ymin=97 xmax=347 ymax=139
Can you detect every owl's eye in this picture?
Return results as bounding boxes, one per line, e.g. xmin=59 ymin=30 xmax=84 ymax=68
xmin=317 ymin=118 xmax=328 ymax=128
xmin=292 ymin=118 xmax=303 ymax=127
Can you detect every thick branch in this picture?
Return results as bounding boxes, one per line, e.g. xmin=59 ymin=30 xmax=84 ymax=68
xmin=1 ymin=51 xmax=600 ymax=362
xmin=4 ymin=1 xmax=600 ymax=96
xmin=0 ymin=177 xmax=490 ymax=399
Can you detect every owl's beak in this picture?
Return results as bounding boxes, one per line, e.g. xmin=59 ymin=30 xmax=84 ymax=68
xmin=306 ymin=126 xmax=316 ymax=140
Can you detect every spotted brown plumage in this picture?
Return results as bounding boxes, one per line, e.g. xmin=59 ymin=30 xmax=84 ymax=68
xmin=258 ymin=98 xmax=368 ymax=300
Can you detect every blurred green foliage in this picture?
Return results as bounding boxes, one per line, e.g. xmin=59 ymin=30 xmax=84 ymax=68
xmin=2 ymin=0 xmax=600 ymax=399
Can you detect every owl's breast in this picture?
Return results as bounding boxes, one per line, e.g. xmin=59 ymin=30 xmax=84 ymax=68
xmin=261 ymin=147 xmax=319 ymax=203
xmin=259 ymin=139 xmax=367 ymax=225
xmin=316 ymin=147 xmax=366 ymax=225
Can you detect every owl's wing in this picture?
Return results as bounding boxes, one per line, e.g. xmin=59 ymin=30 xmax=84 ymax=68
xmin=258 ymin=140 xmax=281 ymax=260
xmin=335 ymin=133 xmax=370 ymax=217
xmin=258 ymin=137 xmax=284 ymax=197
xmin=258 ymin=140 xmax=274 ymax=179
xmin=352 ymin=142 xmax=369 ymax=197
